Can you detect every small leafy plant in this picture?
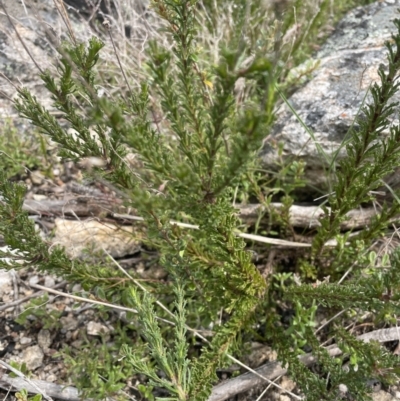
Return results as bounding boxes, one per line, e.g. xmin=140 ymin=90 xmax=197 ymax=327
xmin=15 ymin=388 xmax=42 ymax=401
xmin=15 ymin=294 xmax=63 ymax=330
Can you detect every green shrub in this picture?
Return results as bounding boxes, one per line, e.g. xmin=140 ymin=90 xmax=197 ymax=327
xmin=1 ymin=1 xmax=400 ymax=400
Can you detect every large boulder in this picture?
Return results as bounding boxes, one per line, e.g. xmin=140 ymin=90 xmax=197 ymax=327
xmin=260 ymin=1 xmax=400 ymax=191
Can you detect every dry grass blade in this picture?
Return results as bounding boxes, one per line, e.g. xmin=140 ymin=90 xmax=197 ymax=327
xmin=52 ymin=0 xmax=76 ymax=44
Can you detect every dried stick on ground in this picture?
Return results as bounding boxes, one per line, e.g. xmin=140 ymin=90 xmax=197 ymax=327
xmin=22 ymin=198 xmax=387 ymax=230
xmin=0 ymin=361 xmax=54 ymax=401
xmin=237 ymin=203 xmax=387 ymax=230
xmin=0 ymin=373 xmax=80 ymax=401
xmin=207 ymin=327 xmax=400 ymax=401
xmin=0 ymin=280 xmax=67 ymax=312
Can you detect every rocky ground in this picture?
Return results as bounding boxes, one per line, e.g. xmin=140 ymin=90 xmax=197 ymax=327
xmin=0 ymin=159 xmax=399 ymax=401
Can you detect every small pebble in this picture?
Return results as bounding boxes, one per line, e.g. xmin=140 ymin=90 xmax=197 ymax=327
xmin=21 ymin=345 xmax=44 ymax=370
xmin=32 ymin=194 xmax=48 ymax=201
xmin=60 ymin=315 xmax=79 ymax=331
xmin=30 ymin=171 xmax=44 ymax=185
xmin=87 ymin=321 xmax=110 ymax=336
xmin=29 ymin=275 xmax=40 ymax=286
xmin=38 ymin=329 xmax=52 ymax=350
xmin=44 ymin=276 xmax=56 ymax=288
xmin=46 ymin=374 xmax=57 ymax=382
xmin=20 ymin=337 xmax=32 ymax=345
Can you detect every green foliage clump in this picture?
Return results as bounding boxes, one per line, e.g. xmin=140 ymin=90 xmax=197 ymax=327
xmin=0 ymin=121 xmax=43 ymax=179
xmin=63 ymin=330 xmax=135 ymax=400
xmin=15 ymin=294 xmax=62 ymax=330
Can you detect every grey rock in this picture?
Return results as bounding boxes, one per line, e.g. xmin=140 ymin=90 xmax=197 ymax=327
xmin=72 ymin=283 xmax=82 ymax=292
xmin=46 ymin=374 xmax=57 ymax=383
xmin=60 ymin=315 xmax=79 ymax=332
xmin=52 ymin=218 xmax=141 ymax=259
xmin=71 ymin=340 xmax=83 ymax=349
xmin=87 ymin=321 xmax=110 ymax=336
xmin=21 ymin=345 xmax=44 ymax=371
xmin=260 ymin=1 xmax=400 ymax=189
xmin=0 ymin=1 xmax=62 ymax=121
xmin=30 ymin=171 xmax=45 ymax=185
xmin=20 ymin=336 xmax=33 ymax=345
xmin=28 ymin=275 xmax=40 ymax=286
xmin=38 ymin=329 xmax=52 ymax=350
xmin=44 ymin=276 xmax=56 ymax=288
xmin=0 ymin=0 xmax=154 ymax=123
xmin=372 ymin=390 xmax=397 ymax=401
